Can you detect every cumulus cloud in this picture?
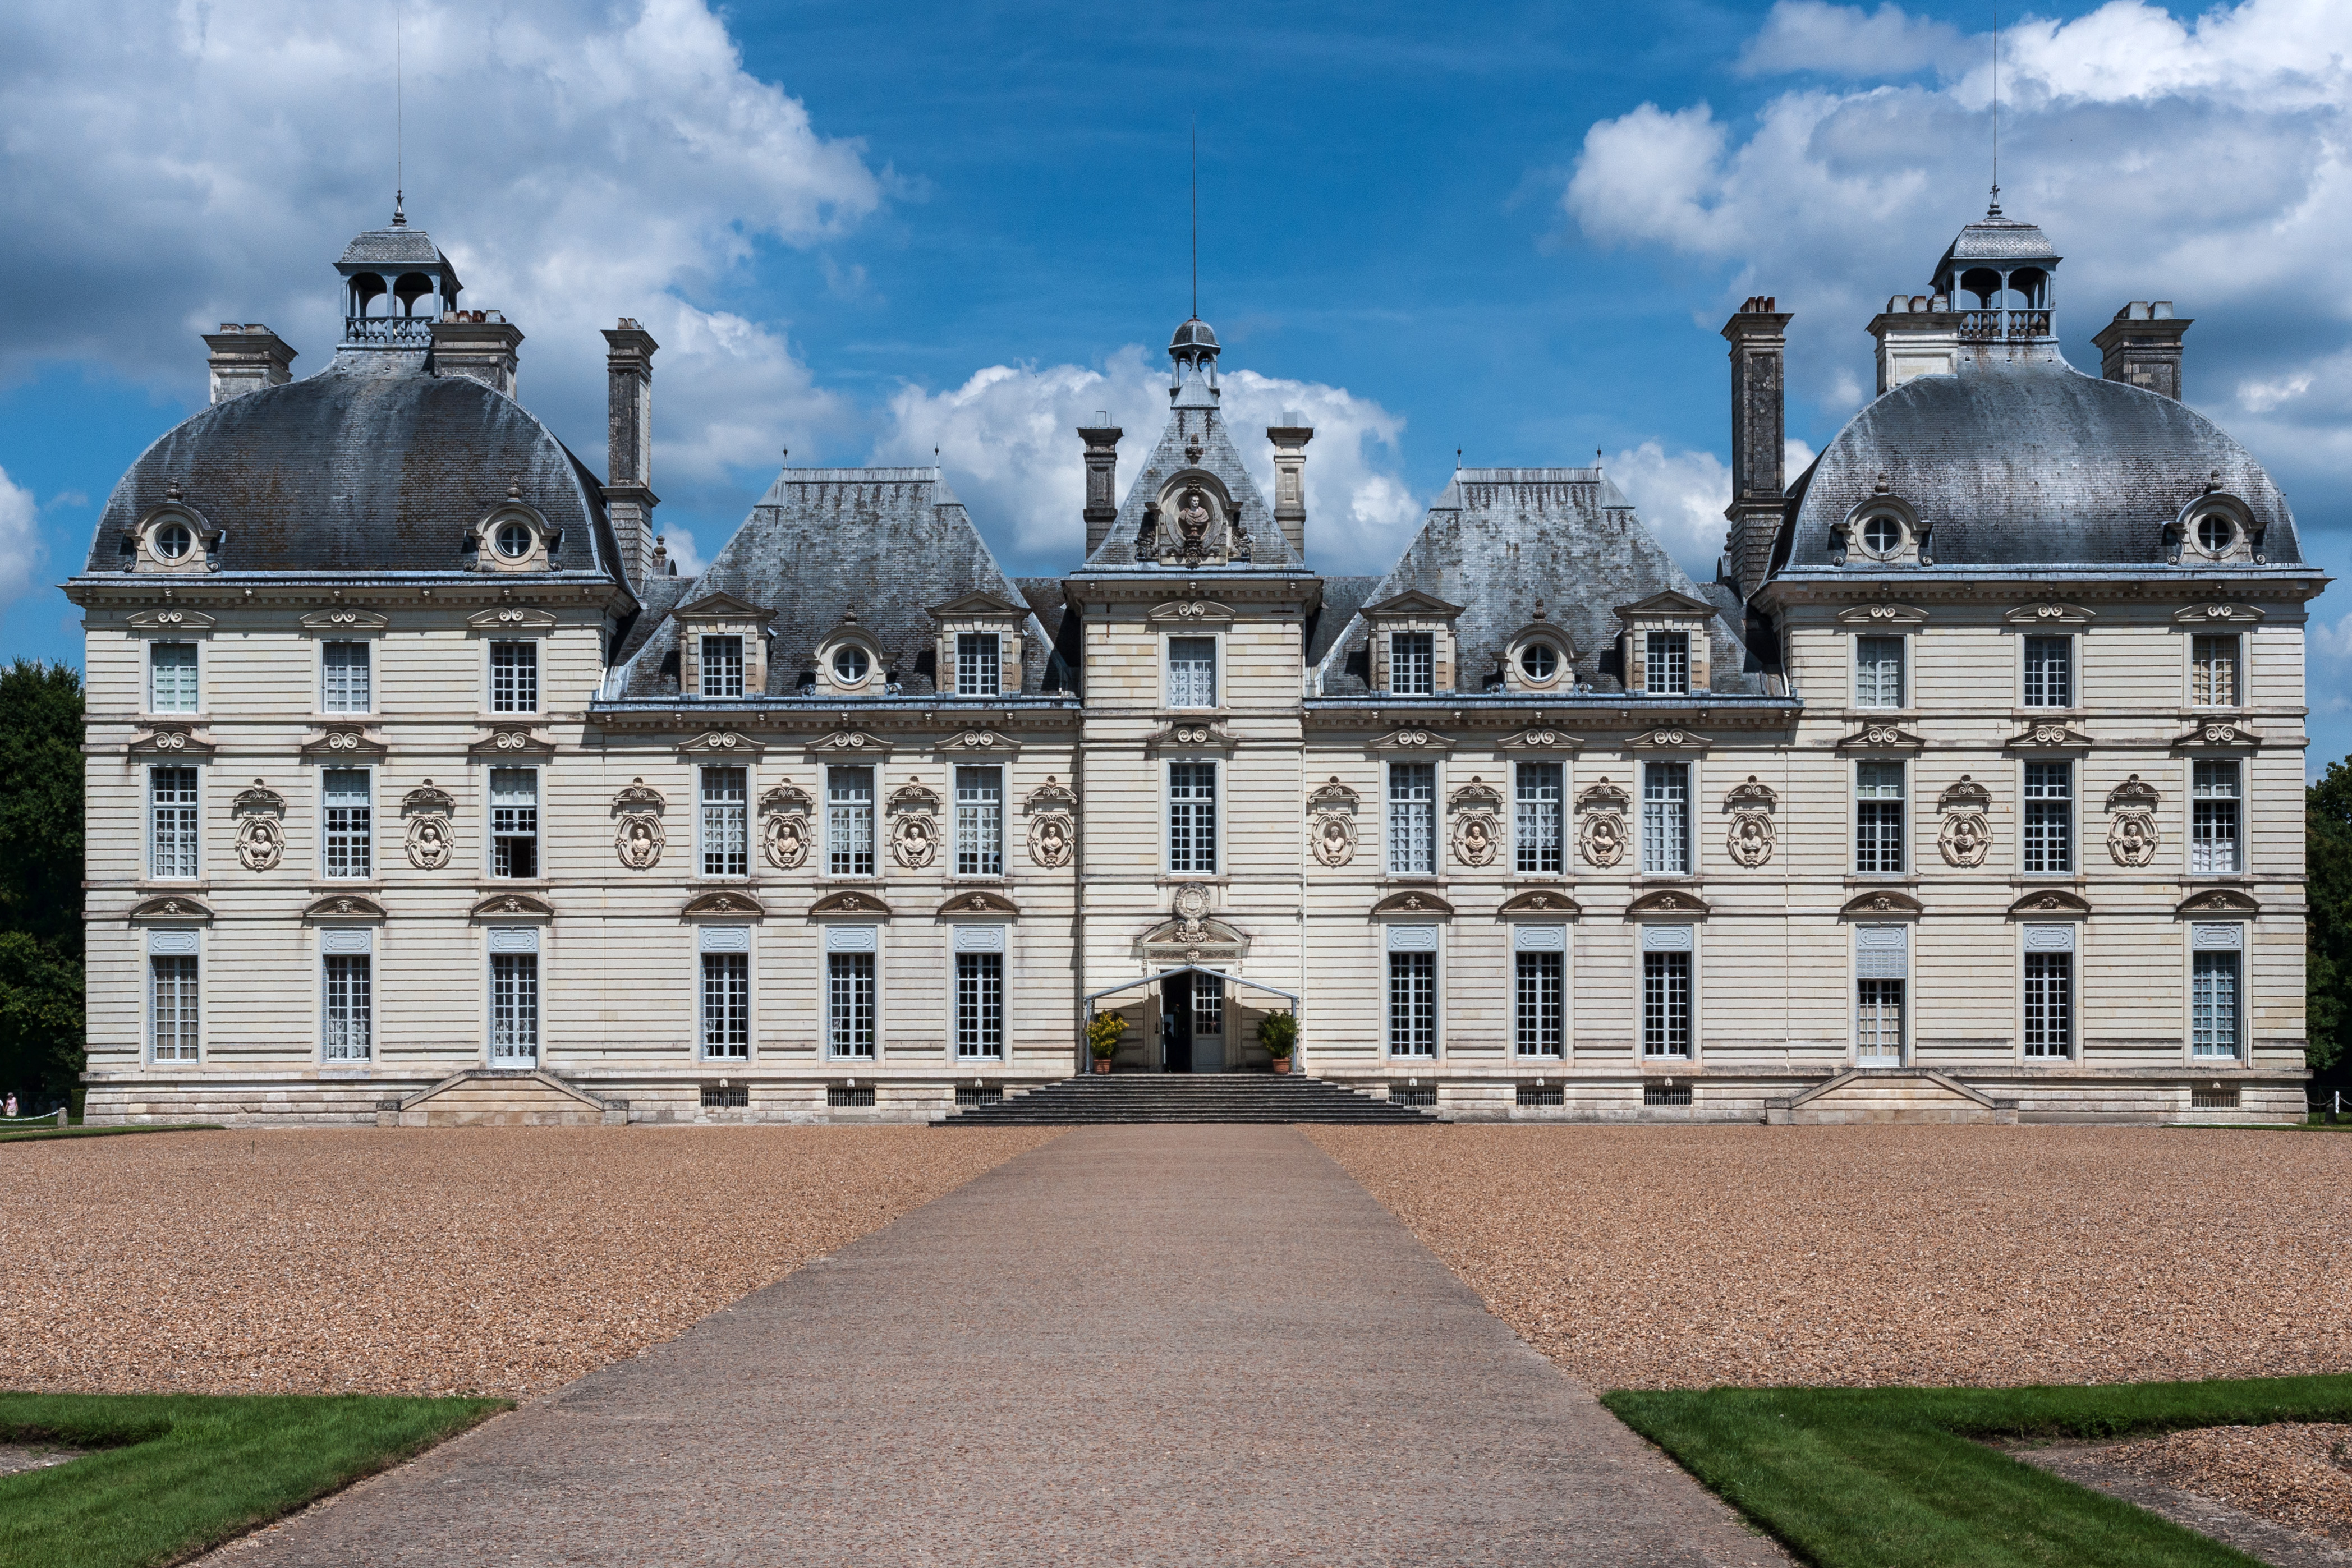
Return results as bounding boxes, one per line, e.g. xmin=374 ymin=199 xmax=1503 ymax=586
xmin=0 ymin=0 xmax=881 ymax=504
xmin=1738 ymin=1 xmax=1963 ymax=79
xmin=0 ymin=467 xmax=40 ymax=609
xmin=1606 ymin=439 xmax=1816 ymax=582
xmin=871 ymin=351 xmax=1421 ymax=576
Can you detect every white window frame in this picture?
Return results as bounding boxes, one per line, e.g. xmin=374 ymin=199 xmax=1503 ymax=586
xmin=2020 ymin=923 xmax=2076 ymax=1061
xmin=2190 ymin=757 xmax=2242 ymax=876
xmin=699 ymin=634 xmax=746 ymax=699
xmin=147 ymin=927 xmax=201 ymax=1063
xmin=320 ymin=926 xmax=374 ymax=1063
xmin=1641 ymin=761 xmax=1691 ymax=875
xmin=1384 ymin=924 xmax=1439 ymax=1058
xmin=319 ymin=766 xmax=374 ymax=881
xmin=2188 ymin=923 xmax=2244 ymax=1061
xmin=148 ymin=763 xmax=202 ymax=880
xmin=1854 ymin=923 xmax=1908 ymax=1066
xmin=2021 ymin=633 xmax=2075 ymax=709
xmin=1854 ymin=760 xmax=1906 ymax=875
xmin=701 ymin=764 xmax=751 ymax=879
xmin=1389 ymin=632 xmax=1435 ymax=696
xmin=955 ymin=944 xmax=1005 ymax=1060
xmin=1386 ymin=760 xmax=1437 ymax=876
xmin=488 ymin=639 xmax=540 ymax=715
xmin=1166 ymin=759 xmax=1220 ymax=875
xmin=320 ymin=640 xmax=373 ymax=715
xmin=953 ymin=765 xmax=1004 ymax=879
xmin=1514 ymin=761 xmax=1564 ymax=876
xmin=1639 ymin=924 xmax=1696 ymax=1060
xmin=825 ymin=765 xmax=875 ymax=878
xmin=485 ymin=925 xmax=541 ymax=1065
xmin=824 ymin=925 xmax=879 ymax=1059
xmin=1513 ymin=923 xmax=1566 ymax=1058
xmin=1853 ymin=634 xmax=1905 ymax=710
xmin=1165 ymin=633 xmax=1219 ymax=710
xmin=2021 ymin=759 xmax=2074 ymax=876
xmin=698 ymin=925 xmax=752 ymax=1060
xmin=148 ymin=640 xmax=200 ymax=715
xmin=1644 ymin=631 xmax=1692 ymax=697
xmin=2189 ymin=632 xmax=2241 ymax=709
xmin=956 ymin=632 xmax=1003 ymax=697
xmin=489 ymin=766 xmax=540 ymax=880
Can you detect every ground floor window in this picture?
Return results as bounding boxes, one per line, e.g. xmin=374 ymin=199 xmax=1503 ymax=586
xmin=491 ymin=953 xmax=539 ymax=1063
xmin=829 ymin=953 xmax=876 ymax=1058
xmin=956 ymin=952 xmax=1003 ymax=1059
xmin=151 ymin=954 xmax=199 ymax=1062
xmin=1642 ymin=951 xmax=1691 ymax=1058
xmin=701 ymin=952 xmax=750 ymax=1059
xmin=1388 ymin=951 xmax=1436 ymax=1056
xmin=2192 ymin=950 xmax=2241 ymax=1059
xmin=1514 ymin=951 xmax=1563 ymax=1057
xmin=2023 ymin=953 xmax=2073 ymax=1058
xmin=323 ymin=953 xmax=371 ymax=1061
xmin=1857 ymin=978 xmax=1904 ymax=1065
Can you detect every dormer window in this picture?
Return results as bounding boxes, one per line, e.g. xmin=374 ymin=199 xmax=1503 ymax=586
xmin=676 ymin=592 xmax=779 ymax=698
xmin=1390 ymin=633 xmax=1434 ymax=695
xmin=702 ymin=636 xmax=746 ymax=698
xmin=2197 ymin=513 xmax=2231 ymax=554
xmin=493 ymin=522 xmax=532 ymax=560
xmin=1645 ymin=632 xmax=1690 ymax=696
xmin=2170 ymin=491 xmax=2257 ymax=565
xmin=130 ymin=500 xmax=220 ymax=574
xmin=957 ymin=633 xmax=1001 ymax=696
xmin=1613 ymin=591 xmax=1714 ymax=696
xmin=1519 ymin=643 xmax=1557 ymax=683
xmin=1861 ymin=514 xmax=1902 ymax=557
xmin=833 ymin=646 xmax=870 ymax=686
xmin=473 ymin=501 xmax=552 ymax=573
xmin=154 ymin=522 xmax=194 ymax=561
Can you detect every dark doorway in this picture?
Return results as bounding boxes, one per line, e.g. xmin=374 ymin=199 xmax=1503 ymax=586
xmin=1161 ymin=973 xmax=1193 ymax=1073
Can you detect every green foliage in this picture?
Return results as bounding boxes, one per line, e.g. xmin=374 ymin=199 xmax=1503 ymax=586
xmin=2306 ymin=760 xmax=2352 ymax=1082
xmin=0 ymin=1391 xmax=505 ymax=1568
xmin=0 ymin=660 xmax=84 ymax=1110
xmin=1256 ymin=1010 xmax=1298 ymax=1057
xmin=1086 ymin=1011 xmax=1129 ymax=1058
xmin=0 ymin=1123 xmax=222 ymax=1144
xmin=1605 ymin=1374 xmax=2352 ymax=1568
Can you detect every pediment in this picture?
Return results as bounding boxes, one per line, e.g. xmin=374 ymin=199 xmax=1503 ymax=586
xmin=1364 ymin=588 xmax=1466 ymax=619
xmin=304 ymin=893 xmax=387 ymax=921
xmin=680 ymin=729 xmax=766 ymax=758
xmin=1836 ymin=723 xmax=1924 ymax=753
xmin=2175 ymin=719 xmax=2262 ymax=749
xmin=1146 ymin=719 xmax=1234 ymax=753
xmin=1627 ymin=727 xmax=1712 ymax=752
xmin=470 ymin=891 xmax=555 ymax=919
xmin=1307 ymin=778 xmax=1359 ymax=812
xmin=888 ymin=781 xmax=942 ymax=812
xmin=130 ymin=725 xmax=214 ymax=758
xmin=1937 ymin=775 xmax=1992 ymax=811
xmin=297 ymin=608 xmax=389 ymax=633
xmin=673 ymin=591 xmax=775 ymax=624
xmin=1625 ymin=888 xmax=1711 ymax=918
xmin=1499 ymin=887 xmax=1581 ymax=916
xmin=807 ymin=729 xmax=890 ymax=756
xmin=2176 ymin=888 xmax=2260 ymax=919
xmin=808 ymin=889 xmax=892 ymax=918
xmin=2174 ymin=603 xmax=2265 ymax=624
xmin=937 ymin=889 xmax=1021 ymax=918
xmin=1613 ymin=590 xmax=1715 ymax=620
xmin=470 ymin=727 xmax=553 ymax=759
xmin=939 ymin=728 xmax=1020 ymax=756
xmin=126 ymin=607 xmax=217 ymax=632
xmin=927 ymin=590 xmax=1028 ymax=619
xmin=682 ymin=889 xmax=768 ymax=919
xmin=1371 ymin=890 xmax=1455 ymax=917
xmin=127 ymin=894 xmax=213 ymax=922
xmin=1026 ymin=776 xmax=1078 ymax=811
xmin=2004 ymin=602 xmax=2096 ymax=627
xmin=298 ymin=728 xmax=384 ymax=759
xmin=1134 ymin=916 xmax=1250 ymax=960
xmin=1499 ymin=726 xmax=1583 ymax=752
xmin=1368 ymin=726 xmax=1454 ymax=754
xmin=467 ymin=606 xmax=559 ymax=632
xmin=2008 ymin=888 xmax=2092 ymax=918
xmin=2106 ymin=774 xmax=2161 ymax=811
xmin=611 ymin=778 xmax=666 ymax=812
xmin=1724 ymin=776 xmax=1778 ymax=810
xmin=232 ymin=781 xmax=287 ymax=816
xmin=1149 ymin=597 xmax=1237 ymax=624
xmin=1448 ymin=778 xmax=1504 ymax=813
xmin=1840 ymin=889 xmax=1923 ymax=918
xmin=404 ymin=783 xmax=457 ymax=816
xmin=2005 ymin=721 xmax=2093 ymax=750
xmin=1836 ymin=602 xmax=1929 ymax=627
xmin=759 ymin=783 xmax=812 ymax=815
xmin=1577 ymin=778 xmax=1632 ymax=811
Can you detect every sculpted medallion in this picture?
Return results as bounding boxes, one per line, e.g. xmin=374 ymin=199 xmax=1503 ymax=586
xmin=1578 ymin=811 xmax=1627 ymax=868
xmin=1726 ymin=811 xmax=1774 ymax=868
xmin=1937 ymin=812 xmax=1990 ymax=868
xmin=615 ymin=813 xmax=665 ymax=870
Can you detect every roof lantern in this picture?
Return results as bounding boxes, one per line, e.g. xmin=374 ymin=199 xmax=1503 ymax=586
xmin=1169 ymin=316 xmax=1221 ymax=394
xmin=1930 ymin=190 xmax=2060 ymax=344
xmin=336 ymin=208 xmax=462 ymax=350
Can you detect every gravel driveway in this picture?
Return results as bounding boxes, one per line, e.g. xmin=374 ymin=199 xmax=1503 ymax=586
xmin=1308 ymin=1124 xmax=2352 ymax=1390
xmin=0 ymin=1126 xmax=1054 ymax=1399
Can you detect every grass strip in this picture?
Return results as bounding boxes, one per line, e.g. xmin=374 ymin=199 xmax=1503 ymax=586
xmin=1603 ymin=1374 xmax=2352 ymax=1568
xmin=0 ymin=1391 xmax=506 ymax=1568
xmin=0 ymin=1125 xmax=223 ymax=1145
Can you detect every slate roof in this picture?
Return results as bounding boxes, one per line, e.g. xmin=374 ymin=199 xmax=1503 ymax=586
xmin=1077 ymin=366 xmax=1301 ymax=569
xmin=1312 ymin=469 xmax=1757 ymax=696
xmin=84 ymin=351 xmax=620 ymax=578
xmin=339 ymin=226 xmax=456 ymax=271
xmin=1777 ymin=358 xmax=2299 ymax=571
xmin=1306 ymin=576 xmax=1381 ymax=666
xmin=612 ymin=467 xmax=1054 ymax=698
xmin=1937 ymin=213 xmax=2059 ymax=268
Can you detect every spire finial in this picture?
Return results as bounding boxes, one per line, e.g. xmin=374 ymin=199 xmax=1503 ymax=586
xmin=1190 ymin=117 xmax=1198 ymax=320
xmin=392 ymin=3 xmax=405 ymax=227
xmin=1989 ymin=1 xmax=2002 ymax=218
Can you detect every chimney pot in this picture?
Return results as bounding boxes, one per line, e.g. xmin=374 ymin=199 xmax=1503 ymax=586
xmin=428 ymin=313 xmax=523 ymax=400
xmin=201 ymin=323 xmax=296 ymax=404
xmin=1720 ymin=300 xmax=1794 ymax=602
xmin=2093 ymin=301 xmax=2192 ymax=401
xmin=1077 ymin=421 xmax=1124 ymax=557
xmin=603 ymin=321 xmax=662 ymax=587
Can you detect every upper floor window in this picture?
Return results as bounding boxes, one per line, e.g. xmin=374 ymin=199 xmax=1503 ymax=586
xmin=2022 ymin=761 xmax=2073 ymax=875
xmin=1855 ymin=636 xmax=1904 ymax=709
xmin=2023 ymin=636 xmax=2072 ymax=708
xmin=2192 ymin=759 xmax=2241 ymax=875
xmin=150 ymin=766 xmax=200 ymax=879
xmin=957 ymin=633 xmax=1002 ymax=697
xmin=1168 ymin=762 xmax=1218 ymax=873
xmin=322 ymin=642 xmax=371 ymax=713
xmin=1168 ymin=637 xmax=1217 ymax=708
xmin=1854 ymin=761 xmax=1905 ymax=874
xmin=1388 ymin=763 xmax=1436 ymax=875
xmin=1389 ymin=633 xmax=1434 ymax=695
xmin=490 ymin=641 xmax=539 ymax=714
xmin=700 ymin=636 xmax=745 ymax=698
xmin=1641 ymin=761 xmax=1690 ymax=875
xmin=826 ymin=766 xmax=875 ymax=877
xmin=490 ymin=768 xmax=539 ymax=879
xmin=2192 ymin=634 xmax=2239 ymax=706
xmin=1514 ymin=762 xmax=1564 ymax=875
xmin=1645 ymin=632 xmax=1690 ymax=696
xmin=701 ymin=766 xmax=749 ymax=878
xmin=321 ymin=768 xmax=372 ymax=879
xmin=150 ymin=642 xmax=198 ymax=713
xmin=955 ymin=766 xmax=1003 ymax=877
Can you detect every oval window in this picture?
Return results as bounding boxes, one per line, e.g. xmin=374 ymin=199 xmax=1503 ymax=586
xmin=1861 ymin=514 xmax=1902 ymax=556
xmin=2196 ymin=513 xmax=2233 ymax=555
xmin=494 ymin=522 xmax=534 ymax=559
xmin=833 ymin=647 xmax=870 ymax=683
xmin=152 ymin=521 xmax=193 ymax=560
xmin=1519 ymin=643 xmax=1558 ymax=682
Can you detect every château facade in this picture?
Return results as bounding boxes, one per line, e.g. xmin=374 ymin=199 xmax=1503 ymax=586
xmin=72 ymin=203 xmax=2321 ymax=1125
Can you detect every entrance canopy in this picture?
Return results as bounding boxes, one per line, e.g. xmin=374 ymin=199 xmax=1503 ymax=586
xmin=1081 ymin=965 xmax=1298 ymax=1019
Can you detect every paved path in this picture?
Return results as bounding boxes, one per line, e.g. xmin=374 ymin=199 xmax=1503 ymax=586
xmin=228 ymin=1126 xmax=1786 ymax=1566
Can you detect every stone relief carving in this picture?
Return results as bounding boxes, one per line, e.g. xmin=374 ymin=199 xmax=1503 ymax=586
xmin=759 ymin=783 xmax=812 ymax=870
xmin=1722 ymin=774 xmax=1776 ymax=868
xmin=1025 ymin=775 xmax=1077 ymax=870
xmin=1169 ymin=882 xmax=1214 ymax=942
xmin=1152 ymin=481 xmax=1241 ymax=568
xmin=229 ymin=780 xmax=286 ymax=872
xmin=1447 ymin=776 xmax=1503 ymax=869
xmin=1575 ymin=776 xmax=1629 ymax=868
xmin=401 ymin=779 xmax=456 ymax=871
xmin=1307 ymin=777 xmax=1359 ymax=868
xmin=615 ymin=815 xmax=665 ymax=870
xmin=2107 ymin=812 xmax=2158 ymax=868
xmin=1933 ymin=774 xmax=1991 ymax=870
xmin=888 ymin=780 xmax=941 ymax=871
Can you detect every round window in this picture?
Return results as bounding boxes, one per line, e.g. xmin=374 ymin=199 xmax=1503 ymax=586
xmin=1519 ymin=642 xmax=1558 ymax=682
xmin=1861 ymin=513 xmax=1903 ymax=556
xmin=833 ymin=646 xmax=870 ymax=683
xmin=2196 ymin=512 xmax=2233 ymax=555
xmin=494 ymin=522 xmax=534 ymax=560
xmin=151 ymin=521 xmax=192 ymax=561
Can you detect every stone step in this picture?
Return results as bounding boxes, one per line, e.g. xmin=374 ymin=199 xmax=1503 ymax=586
xmin=934 ymin=1074 xmax=1439 ymax=1126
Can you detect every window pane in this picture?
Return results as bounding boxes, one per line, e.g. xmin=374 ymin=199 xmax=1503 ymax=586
xmin=956 ymin=952 xmax=1004 ymax=1058
xmin=1855 ymin=761 xmax=1905 ymax=874
xmin=1515 ymin=950 xmax=1563 ymax=1056
xmin=322 ymin=642 xmax=370 ymax=713
xmin=1515 ymin=762 xmax=1564 ymax=875
xmin=2191 ymin=759 xmax=2241 ymax=876
xmin=1857 ymin=978 xmax=1904 ymax=1062
xmin=150 ymin=642 xmax=199 ymax=712
xmin=956 ymin=766 xmax=1003 ymax=877
xmin=1168 ymin=637 xmax=1217 ymax=708
xmin=1168 ymin=762 xmax=1218 ymax=873
xmin=1390 ymin=633 xmax=1434 ymax=695
xmin=491 ymin=767 xmax=539 ymax=879
xmin=2023 ymin=636 xmax=2072 ymax=708
xmin=2023 ymin=952 xmax=2073 ymax=1057
xmin=1855 ymin=636 xmax=1904 ymax=708
xmin=1388 ymin=950 xmax=1436 ymax=1056
xmin=1388 ymin=763 xmax=1435 ymax=875
xmin=2192 ymin=951 xmax=2240 ymax=1058
xmin=1646 ymin=632 xmax=1690 ymax=696
xmin=491 ymin=642 xmax=539 ymax=713
xmin=1642 ymin=951 xmax=1692 ymax=1056
xmin=957 ymin=633 xmax=1002 ymax=697
xmin=826 ymin=767 xmax=874 ymax=877
xmin=703 ymin=766 xmax=749 ymax=877
xmin=324 ymin=953 xmax=372 ymax=1060
xmin=151 ymin=955 xmax=199 ymax=1061
xmin=700 ymin=636 xmax=745 ymax=698
xmin=1642 ymin=762 xmax=1690 ymax=875
xmin=490 ymin=954 xmax=539 ymax=1061
xmin=828 ymin=953 xmax=876 ymax=1056
xmin=321 ymin=768 xmax=372 ymax=879
xmin=701 ymin=952 xmax=750 ymax=1057
xmin=2023 ymin=761 xmax=2073 ymax=875
xmin=150 ymin=766 xmax=200 ymax=879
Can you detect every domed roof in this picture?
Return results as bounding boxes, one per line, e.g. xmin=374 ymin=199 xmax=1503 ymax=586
xmin=86 ymin=356 xmax=617 ymax=577
xmin=1170 ymin=316 xmax=1220 ymax=352
xmin=1780 ymin=360 xmax=2298 ymax=569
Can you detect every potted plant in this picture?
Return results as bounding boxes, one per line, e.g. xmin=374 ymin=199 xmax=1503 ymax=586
xmin=1086 ymin=1011 xmax=1128 ymax=1074
xmin=1258 ymin=1011 xmax=1298 ymax=1074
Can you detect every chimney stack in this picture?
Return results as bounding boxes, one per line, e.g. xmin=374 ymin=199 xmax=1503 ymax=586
xmin=429 ymin=310 xmax=523 ymax=398
xmin=602 ymin=318 xmax=660 ymax=588
xmin=2092 ymin=302 xmax=2191 ymax=401
xmin=1721 ymin=297 xmax=1794 ymax=601
xmin=1267 ymin=413 xmax=1315 ymax=560
xmin=1078 ymin=416 xmax=1123 ymax=556
xmin=201 ymin=324 xmax=296 ymax=404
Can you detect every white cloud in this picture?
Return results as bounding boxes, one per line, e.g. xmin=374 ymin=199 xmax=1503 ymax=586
xmin=1738 ymin=2 xmax=1963 ymax=79
xmin=871 ymin=351 xmax=1421 ymax=576
xmin=0 ymin=467 xmax=43 ymax=609
xmin=1606 ymin=438 xmax=1817 ymax=582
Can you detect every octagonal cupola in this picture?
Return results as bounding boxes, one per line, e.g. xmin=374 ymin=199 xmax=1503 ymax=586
xmin=337 ymin=208 xmax=462 ymax=348
xmin=1169 ymin=316 xmax=1221 ymax=396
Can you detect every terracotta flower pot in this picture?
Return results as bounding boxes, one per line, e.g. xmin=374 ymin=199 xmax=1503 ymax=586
xmin=1092 ymin=1057 xmax=1111 ymax=1074
xmin=1271 ymin=1057 xmax=1292 ymax=1074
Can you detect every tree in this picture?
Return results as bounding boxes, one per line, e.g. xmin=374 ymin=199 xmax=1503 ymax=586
xmin=2305 ymin=759 xmax=2352 ymax=1092
xmin=0 ymin=660 xmax=84 ymax=1111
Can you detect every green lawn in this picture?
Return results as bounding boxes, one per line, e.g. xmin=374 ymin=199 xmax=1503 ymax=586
xmin=1605 ymin=1375 xmax=2352 ymax=1568
xmin=0 ymin=1392 xmax=505 ymax=1568
xmin=0 ymin=1124 xmax=222 ymax=1145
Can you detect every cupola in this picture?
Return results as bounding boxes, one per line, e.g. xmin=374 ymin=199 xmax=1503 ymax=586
xmin=1169 ymin=316 xmax=1221 ymax=397
xmin=336 ymin=207 xmax=462 ymax=349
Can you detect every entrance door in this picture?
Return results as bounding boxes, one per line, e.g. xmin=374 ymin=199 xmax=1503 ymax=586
xmin=1161 ymin=973 xmax=1192 ymax=1074
xmin=1191 ymin=974 xmax=1225 ymax=1072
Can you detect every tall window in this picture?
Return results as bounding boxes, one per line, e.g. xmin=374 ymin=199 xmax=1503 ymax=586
xmin=956 ymin=952 xmax=1004 ymax=1058
xmin=825 ymin=767 xmax=875 ymax=877
xmin=702 ymin=766 xmax=749 ymax=877
xmin=701 ymin=952 xmax=750 ymax=1058
xmin=1515 ymin=762 xmax=1563 ymax=874
xmin=2023 ymin=952 xmax=2073 ymax=1057
xmin=955 ymin=766 xmax=1003 ymax=877
xmin=2023 ymin=636 xmax=2073 ymax=708
xmin=490 ymin=769 xmax=539 ymax=878
xmin=1515 ymin=951 xmax=1563 ymax=1056
xmin=1193 ymin=974 xmax=1223 ymax=1045
xmin=151 ymin=954 xmax=199 ymax=1061
xmin=2192 ymin=759 xmax=2241 ymax=875
xmin=324 ymin=954 xmax=371 ymax=1061
xmin=150 ymin=642 xmax=198 ymax=712
xmin=2192 ymin=634 xmax=2239 ymax=707
xmin=1167 ymin=637 xmax=1217 ymax=708
xmin=1855 ymin=636 xmax=1904 ymax=709
xmin=1389 ymin=632 xmax=1434 ymax=695
xmin=2023 ymin=761 xmax=2073 ymax=875
xmin=1642 ymin=951 xmax=1692 ymax=1057
xmin=1645 ymin=632 xmax=1691 ymax=696
xmin=1857 ymin=979 xmax=1904 ymax=1063
xmin=490 ymin=641 xmax=539 ymax=713
xmin=957 ymin=633 xmax=1002 ymax=697
xmin=1388 ymin=950 xmax=1436 ymax=1056
xmin=1641 ymin=762 xmax=1690 ymax=874
xmin=1168 ymin=762 xmax=1218 ymax=872
xmin=1388 ymin=763 xmax=1436 ymax=875
xmin=700 ymin=635 xmax=744 ymax=698
xmin=1854 ymin=762 xmax=1906 ymax=873
xmin=828 ymin=952 xmax=876 ymax=1056
xmin=2192 ymin=950 xmax=2241 ymax=1059
xmin=321 ymin=769 xmax=371 ymax=879
xmin=322 ymin=642 xmax=371 ymax=713
xmin=150 ymin=766 xmax=200 ymax=878
xmin=490 ymin=953 xmax=538 ymax=1062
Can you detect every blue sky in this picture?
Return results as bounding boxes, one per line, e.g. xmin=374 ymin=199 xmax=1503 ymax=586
xmin=3 ymin=0 xmax=2348 ymax=764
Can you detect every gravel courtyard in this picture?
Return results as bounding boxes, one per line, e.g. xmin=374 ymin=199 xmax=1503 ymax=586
xmin=0 ymin=1126 xmax=1054 ymax=1399
xmin=1308 ymin=1123 xmax=2352 ymax=1391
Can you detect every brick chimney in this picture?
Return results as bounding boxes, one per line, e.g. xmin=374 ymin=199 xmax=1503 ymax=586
xmin=602 ymin=319 xmax=660 ymax=588
xmin=1079 ymin=416 xmax=1123 ymax=557
xmin=2092 ymin=302 xmax=2191 ymax=401
xmin=429 ymin=310 xmax=523 ymax=398
xmin=201 ymin=324 xmax=296 ymax=404
xmin=1267 ymin=412 xmax=1314 ymax=560
xmin=1721 ymin=297 xmax=1794 ymax=601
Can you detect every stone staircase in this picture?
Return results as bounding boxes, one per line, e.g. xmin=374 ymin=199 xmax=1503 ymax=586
xmin=932 ymin=1073 xmax=1440 ymax=1126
